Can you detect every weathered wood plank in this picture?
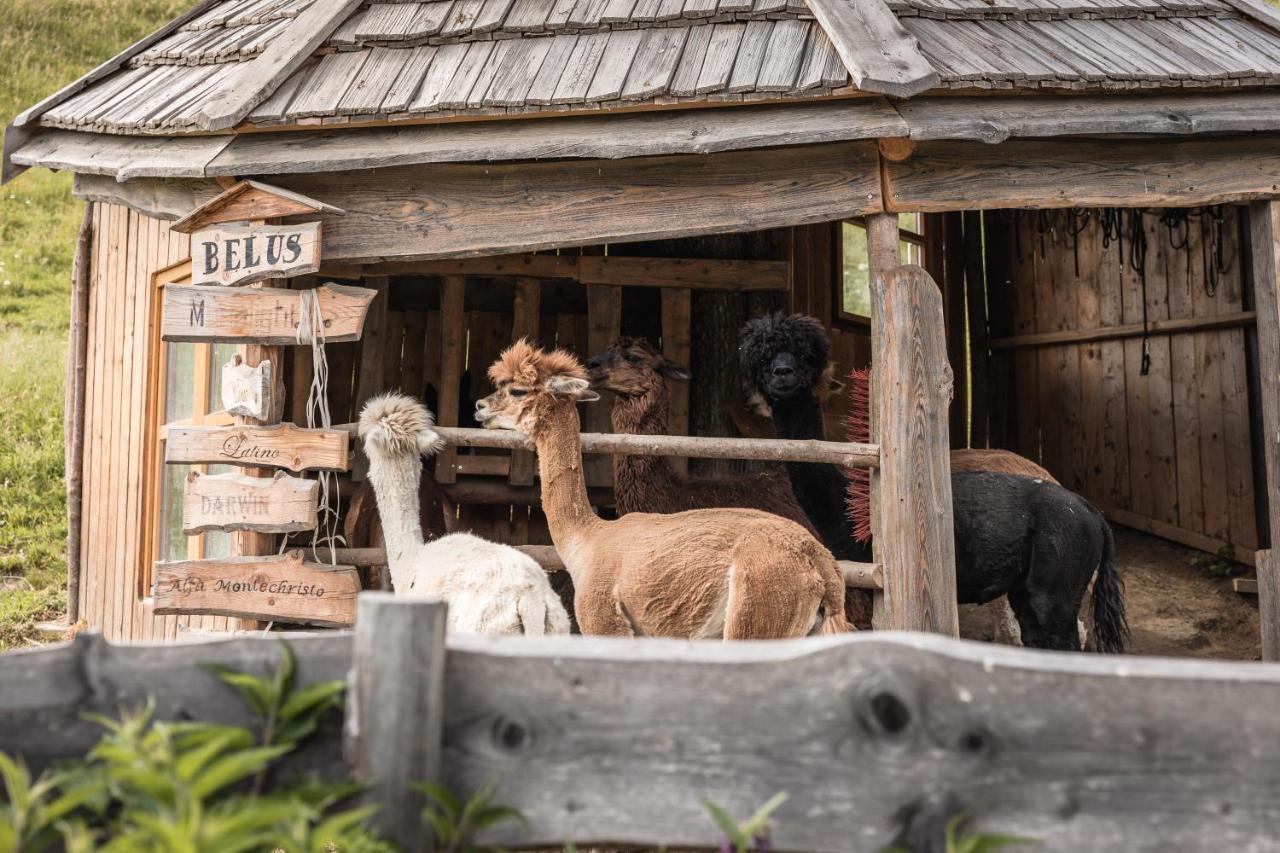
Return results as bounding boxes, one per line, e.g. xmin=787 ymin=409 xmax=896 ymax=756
xmin=585 ymin=283 xmax=621 ymax=487
xmin=153 ymin=551 xmax=360 ymax=626
xmin=349 ymin=595 xmax=446 ymax=852
xmin=182 ymin=470 xmax=319 ymax=534
xmin=435 ymin=275 xmax=465 ymax=485
xmin=989 ymin=311 xmax=1257 ymax=349
xmin=166 ymin=422 xmax=351 ymax=472
xmin=268 ymin=143 xmax=883 ymax=262
xmin=806 ymin=0 xmax=940 ymax=97
xmin=509 ymin=278 xmax=541 ymax=486
xmin=1250 ymin=200 xmax=1280 ymax=659
xmin=161 ymin=282 xmax=376 ymax=344
xmin=871 ymin=259 xmax=959 ymax=636
xmin=660 ymin=287 xmax=692 ymax=477
xmin=885 ymin=136 xmax=1280 ymax=211
xmin=191 ymin=222 xmax=320 ymax=286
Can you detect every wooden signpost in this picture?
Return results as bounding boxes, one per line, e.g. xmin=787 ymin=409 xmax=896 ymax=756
xmin=166 ymin=423 xmax=351 ymax=472
xmin=153 ymin=551 xmax=360 ymax=627
xmin=191 ymin=222 xmax=321 ymax=286
xmin=161 ymin=282 xmax=376 ymax=344
xmin=221 ymin=354 xmax=273 ymax=420
xmin=182 ymin=470 xmax=319 ymax=534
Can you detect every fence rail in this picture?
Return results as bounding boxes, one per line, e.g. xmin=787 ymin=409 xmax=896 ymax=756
xmin=4 ymin=595 xmax=1280 ymax=852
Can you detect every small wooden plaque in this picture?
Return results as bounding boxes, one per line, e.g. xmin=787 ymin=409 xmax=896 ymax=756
xmin=183 ymin=470 xmax=319 ymax=534
xmin=191 ymin=222 xmax=321 ymax=286
xmin=161 ymin=283 xmax=376 ymax=345
xmin=166 ymin=422 xmax=350 ymax=472
xmin=221 ymin=354 xmax=273 ymax=420
xmin=153 ymin=551 xmax=360 ymax=627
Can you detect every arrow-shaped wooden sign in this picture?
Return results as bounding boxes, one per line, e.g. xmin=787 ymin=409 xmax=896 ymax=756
xmin=153 ymin=551 xmax=360 ymax=627
xmin=162 ymin=283 xmax=376 ymax=345
xmin=166 ymin=423 xmax=350 ymax=472
xmin=183 ymin=470 xmax=319 ymax=534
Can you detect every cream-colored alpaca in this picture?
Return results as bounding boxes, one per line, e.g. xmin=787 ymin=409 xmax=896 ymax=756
xmin=359 ymin=392 xmax=570 ymax=636
xmin=475 ymin=340 xmax=849 ymax=640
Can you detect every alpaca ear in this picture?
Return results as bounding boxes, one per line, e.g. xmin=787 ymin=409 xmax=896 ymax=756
xmin=546 ymin=375 xmax=600 ymax=401
xmin=417 ymin=428 xmax=446 ymax=457
xmin=657 ymin=359 xmax=691 ymax=382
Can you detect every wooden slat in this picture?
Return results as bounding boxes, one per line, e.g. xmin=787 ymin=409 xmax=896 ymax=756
xmin=552 ymin=31 xmax=610 ymax=104
xmin=435 ymin=275 xmax=465 ymax=484
xmin=805 ymin=0 xmax=940 ymax=97
xmin=408 ymin=42 xmax=470 ymax=112
xmin=195 ymin=0 xmax=366 ymax=130
xmin=726 ymin=19 xmax=773 ymax=92
xmin=885 ymin=136 xmax=1280 ymax=211
xmin=989 ymin=311 xmax=1258 ymax=348
xmin=668 ymin=22 xmax=713 ymax=96
xmin=586 ymin=29 xmax=644 ymax=102
xmin=585 ymin=284 xmax=621 ymax=487
xmin=509 ymin=278 xmax=541 ymax=486
xmin=620 ymin=27 xmax=688 ymax=99
xmin=660 ymin=287 xmax=692 ymax=477
xmin=755 ymin=20 xmax=809 ymax=91
xmin=263 ymin=142 xmax=883 ymax=262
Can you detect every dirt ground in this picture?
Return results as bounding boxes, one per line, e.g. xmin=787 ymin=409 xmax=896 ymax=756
xmin=1113 ymin=526 xmax=1261 ymax=660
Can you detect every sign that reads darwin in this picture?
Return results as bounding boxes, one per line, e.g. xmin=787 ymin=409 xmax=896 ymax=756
xmin=153 ymin=551 xmax=359 ymax=627
xmin=183 ymin=470 xmax=319 ymax=534
xmin=191 ymin=222 xmax=320 ymax=286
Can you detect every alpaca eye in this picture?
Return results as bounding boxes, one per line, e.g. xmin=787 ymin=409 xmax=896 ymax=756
xmin=625 ymin=353 xmax=641 ymax=364
xmin=508 ymin=388 xmax=527 ymax=398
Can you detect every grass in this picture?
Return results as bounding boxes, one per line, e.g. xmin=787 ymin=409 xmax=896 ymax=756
xmin=0 ymin=0 xmax=189 ymax=648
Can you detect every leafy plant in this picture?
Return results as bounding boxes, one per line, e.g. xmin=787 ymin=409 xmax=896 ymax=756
xmin=416 ymin=782 xmax=526 ymax=853
xmin=1190 ymin=545 xmax=1239 ymax=578
xmin=883 ymin=813 xmax=1037 ymax=853
xmin=0 ymin=641 xmax=383 ymax=852
xmin=701 ymin=792 xmax=788 ymax=853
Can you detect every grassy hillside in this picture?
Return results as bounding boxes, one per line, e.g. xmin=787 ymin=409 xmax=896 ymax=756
xmin=0 ymin=0 xmax=189 ymax=648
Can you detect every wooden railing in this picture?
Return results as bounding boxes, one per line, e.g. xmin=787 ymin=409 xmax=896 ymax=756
xmin=4 ymin=594 xmax=1280 ymax=852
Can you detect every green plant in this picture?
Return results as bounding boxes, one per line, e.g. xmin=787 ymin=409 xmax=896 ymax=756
xmin=701 ymin=792 xmax=788 ymax=853
xmin=883 ymin=813 xmax=1037 ymax=853
xmin=1190 ymin=545 xmax=1239 ymax=578
xmin=0 ymin=641 xmax=386 ymax=852
xmin=416 ymin=782 xmax=526 ymax=853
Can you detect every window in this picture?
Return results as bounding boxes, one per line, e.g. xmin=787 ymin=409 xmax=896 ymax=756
xmin=838 ymin=213 xmax=926 ymax=324
xmin=141 ymin=260 xmax=237 ymax=593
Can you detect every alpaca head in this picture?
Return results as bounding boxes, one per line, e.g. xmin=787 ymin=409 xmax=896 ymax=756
xmin=475 ymin=339 xmax=600 ymax=432
xmin=584 ymin=336 xmax=690 ymax=398
xmin=359 ymin=392 xmax=446 ymax=458
xmin=739 ymin=312 xmax=842 ymax=413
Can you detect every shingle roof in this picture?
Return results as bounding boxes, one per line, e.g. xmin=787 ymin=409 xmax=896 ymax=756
xmin=20 ymin=0 xmax=1280 ymax=137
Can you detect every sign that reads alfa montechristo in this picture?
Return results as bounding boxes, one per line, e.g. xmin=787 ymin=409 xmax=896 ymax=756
xmin=191 ymin=222 xmax=321 ymax=286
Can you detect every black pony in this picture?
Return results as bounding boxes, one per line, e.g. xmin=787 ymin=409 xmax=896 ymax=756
xmin=739 ymin=312 xmax=1128 ymax=653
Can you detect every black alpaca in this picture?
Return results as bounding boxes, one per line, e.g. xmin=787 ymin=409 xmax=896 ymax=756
xmin=739 ymin=312 xmax=1128 ymax=653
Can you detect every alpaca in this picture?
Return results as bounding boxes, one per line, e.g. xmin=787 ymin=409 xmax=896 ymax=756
xmin=358 ymin=392 xmax=571 ymax=636
xmin=584 ymin=337 xmax=815 ymax=530
xmin=475 ymin=340 xmax=849 ymax=640
xmin=740 ymin=313 xmax=1127 ymax=652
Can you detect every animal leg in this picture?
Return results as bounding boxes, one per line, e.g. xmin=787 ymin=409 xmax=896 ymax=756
xmin=991 ymin=597 xmax=1023 ymax=646
xmin=722 ymin=562 xmax=825 ymax=640
xmin=573 ymin=586 xmax=637 ymax=637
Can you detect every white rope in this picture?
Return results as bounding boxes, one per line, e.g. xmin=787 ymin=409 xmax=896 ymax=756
xmin=296 ymin=287 xmax=345 ymax=565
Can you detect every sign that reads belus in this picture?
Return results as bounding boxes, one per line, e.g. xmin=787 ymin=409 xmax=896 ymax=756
xmin=191 ymin=221 xmax=321 ymax=286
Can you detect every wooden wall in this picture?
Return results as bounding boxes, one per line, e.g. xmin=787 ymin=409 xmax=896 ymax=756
xmin=982 ymin=207 xmax=1260 ymax=559
xmin=80 ymin=202 xmax=251 ymax=640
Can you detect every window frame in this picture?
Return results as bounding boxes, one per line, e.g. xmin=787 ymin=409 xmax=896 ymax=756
xmin=139 ymin=259 xmax=235 ymax=597
xmin=832 ymin=215 xmax=927 ymax=331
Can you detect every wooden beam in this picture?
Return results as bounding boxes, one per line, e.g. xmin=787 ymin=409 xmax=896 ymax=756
xmin=805 ymin=0 xmax=940 ymax=98
xmin=1220 ymin=0 xmax=1280 ymax=34
xmin=265 ymin=142 xmax=882 ymax=262
xmin=1101 ymin=505 xmax=1257 ymax=568
xmin=349 ymin=595 xmax=445 ymax=852
xmin=577 ymin=256 xmax=790 ymax=291
xmin=508 ymin=278 xmax=541 ymax=486
xmin=435 ymin=275 xmax=465 ymax=485
xmin=194 ymin=0 xmax=366 ymax=132
xmin=1249 ymin=200 xmax=1280 ymax=660
xmin=872 ymin=258 xmax=959 ymax=636
xmin=585 ymin=284 xmax=621 ymax=487
xmin=661 ymin=288 xmax=692 ymax=478
xmin=171 ymin=180 xmax=342 ymax=233
xmin=886 ymin=136 xmax=1280 ymax=212
xmin=990 ymin=311 xmax=1258 ymax=350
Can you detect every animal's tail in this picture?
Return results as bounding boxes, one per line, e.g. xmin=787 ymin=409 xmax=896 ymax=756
xmin=540 ymin=582 xmax=572 ymax=635
xmin=845 ymin=368 xmax=873 ymax=544
xmin=515 ymin=583 xmax=549 ymax=636
xmin=819 ymin=556 xmax=852 ymax=635
xmin=1091 ymin=519 xmax=1129 ymax=654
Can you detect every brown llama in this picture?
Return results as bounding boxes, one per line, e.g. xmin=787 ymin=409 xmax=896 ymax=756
xmin=475 ymin=340 xmax=850 ymax=640
xmin=584 ymin=337 xmax=815 ymax=531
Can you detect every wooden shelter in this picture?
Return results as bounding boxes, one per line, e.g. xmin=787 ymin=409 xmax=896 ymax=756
xmin=8 ymin=0 xmax=1280 ymax=652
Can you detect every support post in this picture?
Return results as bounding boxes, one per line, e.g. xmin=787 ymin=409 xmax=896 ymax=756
xmin=349 ymin=593 xmax=447 ymax=851
xmin=436 ymin=275 xmax=465 ymax=485
xmin=509 ymin=277 xmax=541 ymax=486
xmin=65 ymin=202 xmax=93 ymax=624
xmin=869 ymin=211 xmax=960 ymax=636
xmin=1248 ymin=200 xmax=1280 ymax=660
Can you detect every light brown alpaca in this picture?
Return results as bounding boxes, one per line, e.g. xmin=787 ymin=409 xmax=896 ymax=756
xmin=475 ymin=340 xmax=849 ymax=640
xmin=584 ymin=337 xmax=816 ymax=534
xmin=951 ymin=448 xmax=1056 ymax=481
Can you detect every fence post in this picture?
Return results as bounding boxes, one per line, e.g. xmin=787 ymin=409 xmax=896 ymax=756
xmin=1249 ymin=199 xmax=1280 ymax=660
xmin=348 ymin=592 xmax=448 ymax=851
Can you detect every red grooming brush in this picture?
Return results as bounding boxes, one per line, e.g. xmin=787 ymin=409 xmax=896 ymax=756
xmin=845 ymin=367 xmax=873 ymax=544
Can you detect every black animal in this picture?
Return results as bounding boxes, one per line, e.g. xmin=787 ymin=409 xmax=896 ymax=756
xmin=739 ymin=312 xmax=1128 ymax=653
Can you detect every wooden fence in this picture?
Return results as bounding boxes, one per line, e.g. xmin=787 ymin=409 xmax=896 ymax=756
xmin=5 ymin=593 xmax=1280 ymax=852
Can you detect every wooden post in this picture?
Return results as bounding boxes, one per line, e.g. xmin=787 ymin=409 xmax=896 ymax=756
xmin=661 ymin=288 xmax=692 ymax=477
xmin=943 ymin=213 xmax=968 ymax=448
xmin=509 ymin=278 xmax=541 ymax=486
xmin=867 ymin=213 xmax=897 ymax=630
xmin=585 ymin=285 xmax=621 ymax=487
xmin=349 ymin=593 xmax=447 ymax=851
xmin=1248 ymin=200 xmax=1280 ymax=660
xmin=436 ymin=276 xmax=465 ymax=485
xmin=869 ymin=212 xmax=960 ymax=636
xmin=65 ymin=203 xmax=93 ymax=624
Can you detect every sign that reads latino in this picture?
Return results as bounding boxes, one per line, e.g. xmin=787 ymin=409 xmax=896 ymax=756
xmin=191 ymin=222 xmax=321 ymax=286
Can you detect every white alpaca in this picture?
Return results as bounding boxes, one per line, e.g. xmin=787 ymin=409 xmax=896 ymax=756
xmin=358 ymin=392 xmax=571 ymax=636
